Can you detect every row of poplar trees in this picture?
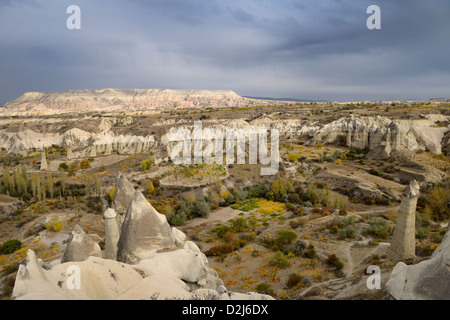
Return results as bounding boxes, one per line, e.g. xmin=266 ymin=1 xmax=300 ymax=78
xmin=1 ymin=165 xmax=101 ymax=202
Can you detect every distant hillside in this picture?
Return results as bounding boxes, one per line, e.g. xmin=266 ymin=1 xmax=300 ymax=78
xmin=1 ymin=88 xmax=288 ymax=115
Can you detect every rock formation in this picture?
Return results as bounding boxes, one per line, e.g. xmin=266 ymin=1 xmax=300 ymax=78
xmin=66 ymin=147 xmax=75 ymax=160
xmin=11 ymin=173 xmax=274 ymax=300
xmin=111 ymin=173 xmax=136 ymax=226
xmin=116 ymin=191 xmax=176 ymax=264
xmin=387 ymin=180 xmax=420 ymax=261
xmin=40 ymin=151 xmax=48 ymax=171
xmin=386 ymin=225 xmax=450 ymax=299
xmin=103 ymin=208 xmax=120 ymax=260
xmin=0 ymin=195 xmax=22 ymax=219
xmin=60 ymin=225 xmax=102 ymax=263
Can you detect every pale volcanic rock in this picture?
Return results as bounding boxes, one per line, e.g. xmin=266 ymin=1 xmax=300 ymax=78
xmin=387 ymin=180 xmax=420 ymax=261
xmin=103 ymin=208 xmax=121 ymax=260
xmin=11 ymin=247 xmax=273 ymax=300
xmin=111 ymin=173 xmax=136 ymax=218
xmin=1 ymin=88 xmax=277 ymax=115
xmin=116 ymin=191 xmax=176 ymax=264
xmin=60 ymin=225 xmax=102 ymax=263
xmin=310 ymin=115 xmax=447 ymax=155
xmin=386 ymin=226 xmax=450 ymax=300
xmin=40 ymin=151 xmax=48 ymax=171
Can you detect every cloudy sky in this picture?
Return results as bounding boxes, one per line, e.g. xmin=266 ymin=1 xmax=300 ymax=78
xmin=1 ymin=0 xmax=449 ymax=105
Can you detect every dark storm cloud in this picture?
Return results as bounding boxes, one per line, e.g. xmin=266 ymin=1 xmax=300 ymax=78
xmin=1 ymin=0 xmax=450 ymax=105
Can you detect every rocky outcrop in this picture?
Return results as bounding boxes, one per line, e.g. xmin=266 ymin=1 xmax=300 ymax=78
xmin=11 ymin=184 xmax=273 ymax=300
xmin=387 ymin=180 xmax=420 ymax=261
xmin=11 ymin=245 xmax=273 ymax=300
xmin=386 ymin=225 xmax=450 ymax=299
xmin=0 ymin=195 xmax=22 ymax=219
xmin=111 ymin=173 xmax=136 ymax=225
xmin=60 ymin=225 xmax=102 ymax=263
xmin=116 ymin=191 xmax=176 ymax=264
xmin=310 ymin=116 xmax=448 ymax=156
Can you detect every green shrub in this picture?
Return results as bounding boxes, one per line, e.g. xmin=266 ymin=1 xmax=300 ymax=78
xmin=287 ymin=273 xmax=304 ymax=288
xmin=211 ymin=224 xmax=234 ymax=238
xmin=59 ymin=162 xmax=69 ymax=171
xmin=169 ymin=211 xmax=187 ymax=226
xmin=204 ymin=244 xmax=236 ymax=256
xmin=327 ymin=254 xmax=344 ymax=271
xmin=229 ymin=217 xmax=249 ymax=232
xmin=141 ymin=158 xmax=153 ymax=171
xmin=80 ymin=159 xmax=91 ymax=170
xmin=365 ymin=219 xmax=392 ymax=239
xmin=269 ymin=251 xmax=290 ymax=268
xmin=338 ymin=227 xmax=357 ymax=240
xmin=191 ymin=200 xmax=210 ymax=218
xmin=255 ymin=283 xmax=273 ymax=295
xmin=45 ymin=217 xmax=63 ymax=232
xmin=302 ymin=244 xmax=316 ymax=259
xmin=336 ymin=229 xmax=346 ymax=240
xmin=262 ymin=229 xmax=298 ymax=251
xmin=0 ymin=240 xmax=22 ymax=254
xmin=416 ymin=229 xmax=427 ymax=240
xmin=282 ymin=240 xmax=307 ymax=257
xmin=275 ymin=229 xmax=298 ymax=247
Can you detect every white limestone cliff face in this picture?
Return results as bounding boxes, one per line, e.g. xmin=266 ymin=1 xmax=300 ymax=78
xmin=310 ymin=115 xmax=448 ymax=155
xmin=0 ymin=115 xmax=447 ymax=161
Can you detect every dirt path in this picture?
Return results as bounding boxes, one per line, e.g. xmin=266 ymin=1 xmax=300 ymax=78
xmin=300 ymin=236 xmax=390 ymax=297
xmin=181 ymin=206 xmax=241 ymax=229
xmin=344 ymin=241 xmax=354 ymax=278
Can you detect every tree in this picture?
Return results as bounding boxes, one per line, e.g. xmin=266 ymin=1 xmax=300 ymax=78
xmin=270 ymin=178 xmax=293 ymax=202
xmin=80 ymin=159 xmax=91 ymax=170
xmin=68 ymin=161 xmax=79 ymax=176
xmin=141 ymin=158 xmax=153 ymax=171
xmin=46 ymin=175 xmax=54 ymax=198
xmin=147 ymin=181 xmax=155 ymax=196
xmin=94 ymin=174 xmax=101 ymax=197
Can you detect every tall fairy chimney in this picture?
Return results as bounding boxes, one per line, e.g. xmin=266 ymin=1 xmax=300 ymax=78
xmin=387 ymin=180 xmax=420 ymax=261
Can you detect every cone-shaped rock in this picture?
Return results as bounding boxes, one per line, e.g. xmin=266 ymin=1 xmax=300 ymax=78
xmin=111 ymin=173 xmax=136 ymax=216
xmin=61 ymin=225 xmax=102 ymax=263
xmin=116 ymin=191 xmax=175 ymax=264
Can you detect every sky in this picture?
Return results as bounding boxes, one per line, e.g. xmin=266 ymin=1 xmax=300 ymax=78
xmin=0 ymin=0 xmax=450 ymax=105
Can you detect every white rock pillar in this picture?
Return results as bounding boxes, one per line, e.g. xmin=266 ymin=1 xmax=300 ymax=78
xmin=40 ymin=150 xmax=48 ymax=171
xmin=67 ymin=147 xmax=75 ymax=160
xmin=104 ymin=208 xmax=120 ymax=260
xmin=388 ymin=180 xmax=420 ymax=261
